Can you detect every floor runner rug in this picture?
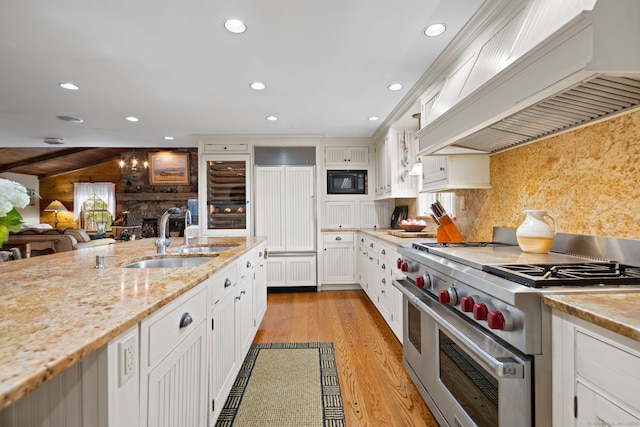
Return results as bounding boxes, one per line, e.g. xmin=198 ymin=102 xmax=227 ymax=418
xmin=215 ymin=342 xmax=345 ymax=427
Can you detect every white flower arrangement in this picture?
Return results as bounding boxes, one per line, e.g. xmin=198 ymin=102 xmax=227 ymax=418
xmin=0 ymin=178 xmax=31 ymax=242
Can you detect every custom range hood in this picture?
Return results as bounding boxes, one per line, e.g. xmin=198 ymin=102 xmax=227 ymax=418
xmin=417 ymin=0 xmax=640 ymax=155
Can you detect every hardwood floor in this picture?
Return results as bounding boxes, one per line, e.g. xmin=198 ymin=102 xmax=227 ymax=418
xmin=254 ymin=289 xmax=438 ymax=427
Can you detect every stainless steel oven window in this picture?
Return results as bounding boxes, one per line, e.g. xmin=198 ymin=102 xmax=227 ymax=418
xmin=407 ymin=302 xmax=422 ymax=353
xmin=438 ymin=330 xmax=499 ymax=426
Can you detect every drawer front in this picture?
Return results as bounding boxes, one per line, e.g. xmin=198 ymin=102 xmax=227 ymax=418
xmin=202 ymin=143 xmax=248 ymax=152
xmin=576 ymin=329 xmax=640 ymax=411
xmin=145 ymin=286 xmax=207 ymax=367
xmin=323 ymin=232 xmax=354 ymax=243
xmin=238 ymin=250 xmax=258 ymax=279
xmin=210 ymin=263 xmax=238 ymax=307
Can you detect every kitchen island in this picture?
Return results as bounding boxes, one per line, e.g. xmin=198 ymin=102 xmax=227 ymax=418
xmin=0 ymin=235 xmax=265 ymax=417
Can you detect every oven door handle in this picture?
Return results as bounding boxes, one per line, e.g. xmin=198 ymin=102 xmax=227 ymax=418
xmin=393 ymin=278 xmax=525 ymax=379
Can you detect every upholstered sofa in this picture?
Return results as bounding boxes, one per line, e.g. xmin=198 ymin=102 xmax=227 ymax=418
xmin=8 ymin=228 xmax=116 ymax=253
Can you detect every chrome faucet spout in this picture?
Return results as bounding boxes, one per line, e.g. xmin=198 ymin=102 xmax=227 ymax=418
xmin=156 ymin=207 xmax=181 ymax=254
xmin=184 ymin=210 xmax=192 ymax=245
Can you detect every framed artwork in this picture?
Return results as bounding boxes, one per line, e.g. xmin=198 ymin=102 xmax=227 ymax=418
xmin=149 ymin=152 xmax=190 ymax=185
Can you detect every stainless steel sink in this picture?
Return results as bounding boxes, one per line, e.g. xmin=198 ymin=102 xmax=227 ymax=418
xmin=122 ymin=256 xmax=216 ymax=269
xmin=177 ymin=245 xmax=239 ymax=254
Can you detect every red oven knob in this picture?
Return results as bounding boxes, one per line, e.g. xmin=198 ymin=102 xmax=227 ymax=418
xmin=473 ymin=303 xmax=492 ymax=320
xmin=438 ymin=288 xmax=459 ymax=305
xmin=401 ymin=262 xmax=408 ymax=272
xmin=461 ymin=296 xmax=477 ymax=312
xmin=415 ymin=275 xmax=425 ymax=288
xmin=487 ymin=310 xmax=514 ymax=331
xmin=397 ymin=258 xmax=403 ymax=269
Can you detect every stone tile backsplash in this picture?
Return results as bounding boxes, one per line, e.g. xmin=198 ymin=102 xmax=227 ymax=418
xmin=455 ymin=109 xmax=640 ymax=242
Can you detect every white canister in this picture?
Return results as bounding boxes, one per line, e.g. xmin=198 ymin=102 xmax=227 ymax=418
xmin=516 ymin=210 xmax=557 ymax=253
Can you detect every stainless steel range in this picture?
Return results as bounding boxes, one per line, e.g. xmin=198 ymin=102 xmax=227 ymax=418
xmin=392 ymin=228 xmax=640 ymax=427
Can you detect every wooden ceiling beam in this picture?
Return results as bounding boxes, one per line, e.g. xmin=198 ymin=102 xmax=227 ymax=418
xmin=0 ymin=148 xmax=93 ymax=173
xmin=39 ymin=154 xmax=123 ymax=179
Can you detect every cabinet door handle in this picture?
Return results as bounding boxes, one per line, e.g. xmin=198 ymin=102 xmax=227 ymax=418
xmin=179 ymin=312 xmax=193 ymax=328
xmin=224 ymin=278 xmax=232 ymax=287
xmin=335 ymin=236 xmax=342 ymax=241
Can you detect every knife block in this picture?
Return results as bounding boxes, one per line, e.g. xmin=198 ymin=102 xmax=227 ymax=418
xmin=436 ymin=218 xmax=464 ymax=243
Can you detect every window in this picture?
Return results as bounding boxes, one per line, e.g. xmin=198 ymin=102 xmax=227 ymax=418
xmin=73 ymin=183 xmax=115 ymax=230
xmin=82 ymin=195 xmax=113 ymax=231
xmin=417 ymin=191 xmax=456 ymax=218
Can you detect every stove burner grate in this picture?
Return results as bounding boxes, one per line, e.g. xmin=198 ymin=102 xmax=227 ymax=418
xmin=484 ymin=262 xmax=640 ymax=288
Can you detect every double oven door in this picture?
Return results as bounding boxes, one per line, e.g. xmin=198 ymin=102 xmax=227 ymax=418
xmin=398 ymin=281 xmax=532 ymax=427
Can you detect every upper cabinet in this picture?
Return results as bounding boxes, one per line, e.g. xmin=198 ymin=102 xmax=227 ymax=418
xmin=375 ymin=129 xmax=418 ymax=199
xmin=324 ymin=146 xmax=369 ymax=167
xmin=421 ymin=154 xmax=491 ymax=192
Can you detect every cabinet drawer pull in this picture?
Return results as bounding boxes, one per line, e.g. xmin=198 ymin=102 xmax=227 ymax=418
xmin=179 ymin=312 xmax=193 ymax=328
xmin=381 ymin=249 xmax=386 ymax=255
xmin=335 ymin=236 xmax=342 ymax=241
xmin=246 ymin=261 xmax=252 ymax=268
xmin=224 ymin=278 xmax=232 ymax=287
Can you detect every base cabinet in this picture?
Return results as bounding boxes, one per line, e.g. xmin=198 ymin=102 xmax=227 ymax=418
xmin=0 ymin=325 xmax=140 ymax=427
xmin=552 ymin=310 xmax=640 ymax=426
xmin=140 ymin=285 xmax=208 ymax=427
xmin=321 ymin=232 xmax=355 ymax=284
xmin=356 ymin=234 xmax=404 ymax=342
xmin=266 ymin=255 xmax=316 ymax=287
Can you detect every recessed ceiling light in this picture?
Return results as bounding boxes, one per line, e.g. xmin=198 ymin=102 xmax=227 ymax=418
xmin=58 ymin=82 xmax=79 ymax=91
xmin=56 ymin=115 xmax=83 ymax=123
xmin=424 ymin=23 xmax=447 ymax=37
xmin=164 ymin=136 xmax=174 ymax=141
xmin=388 ymin=83 xmax=403 ymax=91
xmin=125 ymin=116 xmax=140 ymax=122
xmin=265 ymin=116 xmax=278 ymax=121
xmin=368 ymin=116 xmax=380 ymax=121
xmin=224 ymin=19 xmax=247 ymax=34
xmin=250 ymin=82 xmax=266 ymax=90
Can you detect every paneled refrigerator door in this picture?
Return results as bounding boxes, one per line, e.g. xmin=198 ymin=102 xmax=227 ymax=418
xmin=254 ymin=166 xmax=315 ymax=252
xmin=201 ymin=155 xmax=250 ymax=235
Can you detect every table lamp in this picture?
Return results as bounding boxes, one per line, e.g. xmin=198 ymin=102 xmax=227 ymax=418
xmin=44 ymin=200 xmax=68 ymax=228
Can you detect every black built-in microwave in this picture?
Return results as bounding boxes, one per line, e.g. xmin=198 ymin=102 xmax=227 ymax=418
xmin=327 ymin=170 xmax=367 ymax=194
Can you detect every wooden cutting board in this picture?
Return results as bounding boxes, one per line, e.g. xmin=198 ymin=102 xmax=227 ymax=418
xmin=387 ymin=230 xmax=437 ymax=238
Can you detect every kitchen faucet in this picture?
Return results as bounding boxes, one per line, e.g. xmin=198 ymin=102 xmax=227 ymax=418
xmin=184 ymin=209 xmax=192 ymax=245
xmin=156 ymin=207 xmax=181 ymax=254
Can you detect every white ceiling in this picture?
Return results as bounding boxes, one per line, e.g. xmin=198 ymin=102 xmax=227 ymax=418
xmin=0 ymin=0 xmax=484 ymax=148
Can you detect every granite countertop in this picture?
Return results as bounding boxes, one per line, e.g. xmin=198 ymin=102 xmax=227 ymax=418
xmin=544 ymin=293 xmax=640 ymax=342
xmin=322 ymin=228 xmax=436 ymax=248
xmin=0 ymin=236 xmax=265 ymax=410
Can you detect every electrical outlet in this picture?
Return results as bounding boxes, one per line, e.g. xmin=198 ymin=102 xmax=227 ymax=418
xmin=459 ymin=195 xmax=465 ymax=210
xmin=118 ymin=334 xmax=137 ymax=386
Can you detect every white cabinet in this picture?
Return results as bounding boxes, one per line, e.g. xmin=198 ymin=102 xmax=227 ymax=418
xmin=552 ymin=310 xmax=640 ymax=426
xmin=375 ymin=136 xmax=390 ymax=196
xmin=375 ymin=129 xmax=418 ymax=199
xmin=253 ymin=246 xmax=267 ymax=328
xmin=0 ymin=325 xmax=140 ymax=427
xmin=421 ymin=154 xmax=491 ymax=192
xmin=323 ymin=201 xmax=356 ymax=229
xmin=201 ymin=143 xmax=248 ymax=153
xmin=266 ymin=255 xmax=317 ymax=287
xmin=324 ymin=146 xmax=370 ymax=167
xmin=379 ymin=243 xmax=403 ymax=341
xmin=209 ymin=263 xmax=239 ymax=422
xmin=321 ymin=232 xmax=356 ymax=284
xmin=140 ymin=285 xmax=208 ymax=427
xmin=355 ymin=234 xmax=404 ymax=342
